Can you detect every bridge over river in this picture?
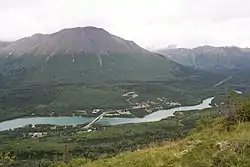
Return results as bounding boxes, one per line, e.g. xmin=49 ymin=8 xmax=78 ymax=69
xmin=0 ymin=97 xmax=214 ymax=131
xmin=83 ymin=111 xmax=117 ymax=129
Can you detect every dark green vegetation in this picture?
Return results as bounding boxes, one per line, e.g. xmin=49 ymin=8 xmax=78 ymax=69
xmin=0 ymin=107 xmax=219 ymax=167
xmin=0 ymin=27 xmax=224 ymax=122
xmin=0 ymin=53 xmax=191 ymax=86
xmin=0 ymin=84 xmax=128 ymax=121
xmin=1 ymin=26 xmax=250 ymax=167
xmin=79 ymin=120 xmax=250 ymax=167
xmin=0 ymin=78 xmax=222 ymax=122
xmin=52 ymin=94 xmax=250 ymax=167
xmin=1 ymin=27 xmax=247 ymax=123
xmin=1 ymin=93 xmax=250 ymax=167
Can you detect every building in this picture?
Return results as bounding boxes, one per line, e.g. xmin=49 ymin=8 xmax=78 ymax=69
xmin=92 ymin=109 xmax=102 ymax=114
xmin=28 ymin=132 xmax=47 ymax=138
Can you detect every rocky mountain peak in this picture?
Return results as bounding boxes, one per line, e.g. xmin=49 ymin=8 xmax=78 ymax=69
xmin=0 ymin=26 xmax=149 ymax=57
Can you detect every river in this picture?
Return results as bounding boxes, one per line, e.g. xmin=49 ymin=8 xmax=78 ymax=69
xmin=0 ymin=97 xmax=214 ymax=131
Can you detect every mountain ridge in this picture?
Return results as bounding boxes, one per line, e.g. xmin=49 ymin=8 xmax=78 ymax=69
xmin=157 ymin=46 xmax=250 ymax=71
xmin=0 ymin=26 xmax=202 ymax=86
xmin=0 ymin=26 xmax=150 ymax=57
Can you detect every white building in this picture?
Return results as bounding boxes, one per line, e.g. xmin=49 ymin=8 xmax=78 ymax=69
xmin=28 ymin=132 xmax=47 ymax=138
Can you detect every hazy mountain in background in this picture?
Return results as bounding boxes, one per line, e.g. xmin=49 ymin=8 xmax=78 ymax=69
xmin=0 ymin=41 xmax=10 ymax=49
xmin=157 ymin=46 xmax=250 ymax=71
xmin=0 ymin=26 xmax=199 ymax=86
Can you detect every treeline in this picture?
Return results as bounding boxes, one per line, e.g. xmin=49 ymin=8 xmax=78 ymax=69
xmin=0 ymin=106 xmax=221 ymax=167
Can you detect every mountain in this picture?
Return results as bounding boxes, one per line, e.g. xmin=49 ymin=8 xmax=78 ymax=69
xmin=0 ymin=27 xmax=199 ymax=85
xmin=0 ymin=41 xmax=10 ymax=49
xmin=0 ymin=27 xmax=150 ymax=57
xmin=157 ymin=46 xmax=250 ymax=71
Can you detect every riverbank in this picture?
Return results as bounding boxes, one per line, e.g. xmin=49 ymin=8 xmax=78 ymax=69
xmin=0 ymin=101 xmax=189 ymax=124
xmin=0 ymin=95 xmax=215 ymax=124
xmin=0 ymin=106 xmax=220 ymax=167
xmin=0 ymin=79 xmax=220 ymax=127
xmin=0 ymin=97 xmax=214 ymax=131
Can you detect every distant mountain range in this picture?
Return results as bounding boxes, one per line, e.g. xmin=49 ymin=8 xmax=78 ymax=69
xmin=157 ymin=46 xmax=250 ymax=71
xmin=0 ymin=26 xmax=199 ymax=86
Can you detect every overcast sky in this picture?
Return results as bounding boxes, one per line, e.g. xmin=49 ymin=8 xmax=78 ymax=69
xmin=0 ymin=0 xmax=250 ymax=49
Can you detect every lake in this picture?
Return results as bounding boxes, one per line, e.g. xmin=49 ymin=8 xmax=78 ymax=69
xmin=0 ymin=97 xmax=214 ymax=131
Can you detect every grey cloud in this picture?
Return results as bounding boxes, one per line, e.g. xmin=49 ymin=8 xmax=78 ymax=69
xmin=184 ymin=0 xmax=250 ymax=22
xmin=0 ymin=0 xmax=250 ymax=48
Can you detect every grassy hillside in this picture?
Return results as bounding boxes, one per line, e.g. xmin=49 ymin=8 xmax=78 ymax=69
xmin=0 ymin=107 xmax=221 ymax=167
xmin=1 ymin=93 xmax=249 ymax=166
xmin=75 ymin=119 xmax=250 ymax=167
xmin=50 ymin=118 xmax=250 ymax=167
xmin=51 ymin=94 xmax=250 ymax=167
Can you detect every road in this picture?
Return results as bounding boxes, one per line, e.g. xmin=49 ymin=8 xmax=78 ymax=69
xmin=126 ymin=94 xmax=138 ymax=104
xmin=214 ymin=76 xmax=233 ymax=87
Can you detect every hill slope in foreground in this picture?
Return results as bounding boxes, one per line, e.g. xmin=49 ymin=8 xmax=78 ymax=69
xmin=55 ymin=118 xmax=250 ymax=167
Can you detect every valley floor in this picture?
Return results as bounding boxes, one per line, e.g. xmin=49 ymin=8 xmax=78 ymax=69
xmin=1 ymin=93 xmax=250 ymax=167
xmin=0 ymin=108 xmax=219 ymax=167
xmin=0 ymin=81 xmax=218 ymax=123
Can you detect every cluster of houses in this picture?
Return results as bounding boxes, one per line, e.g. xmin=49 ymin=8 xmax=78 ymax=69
xmin=24 ymin=93 xmax=184 ymax=138
xmin=166 ymin=101 xmax=181 ymax=107
xmin=105 ymin=110 xmax=132 ymax=117
xmin=157 ymin=97 xmax=181 ymax=106
xmin=130 ymin=97 xmax=181 ymax=111
xmin=132 ymin=103 xmax=150 ymax=109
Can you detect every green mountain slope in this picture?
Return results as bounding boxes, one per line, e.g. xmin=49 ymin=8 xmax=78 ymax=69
xmin=0 ymin=26 xmax=222 ymax=123
xmin=0 ymin=52 xmax=197 ymax=85
xmin=0 ymin=27 xmax=202 ymax=86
